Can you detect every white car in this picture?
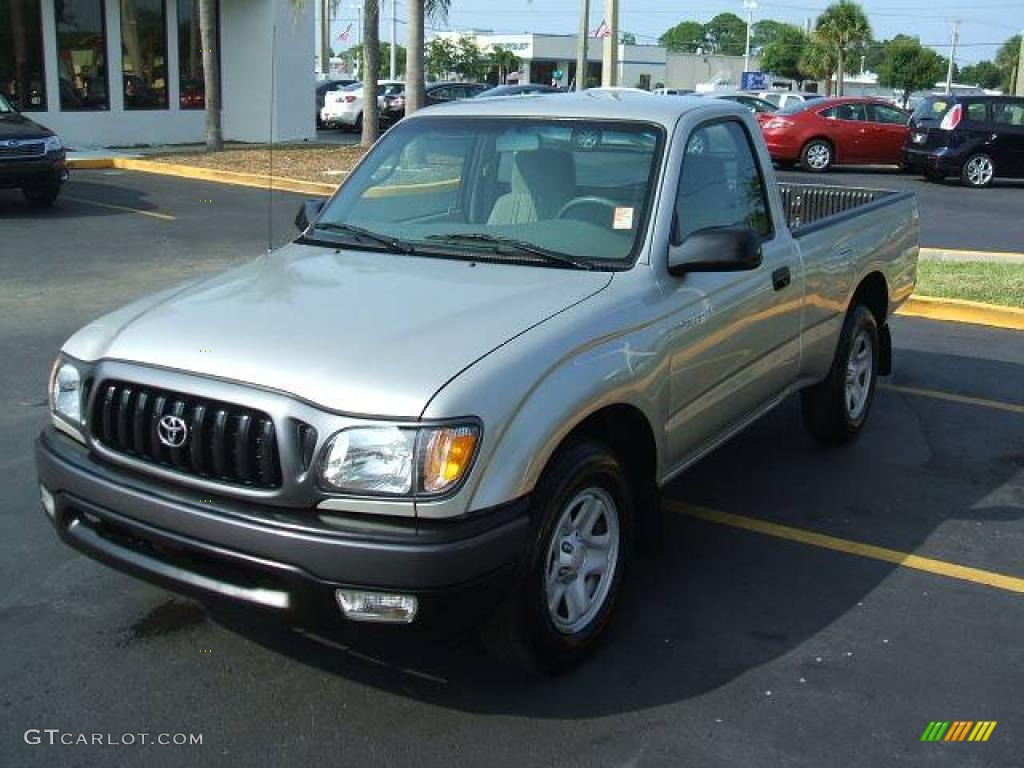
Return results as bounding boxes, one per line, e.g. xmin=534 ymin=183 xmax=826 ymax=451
xmin=320 ymin=80 xmax=404 ymax=130
xmin=755 ymin=90 xmax=825 ymax=110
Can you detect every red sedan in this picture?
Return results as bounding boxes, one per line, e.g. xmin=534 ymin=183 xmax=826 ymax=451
xmin=758 ymin=97 xmax=910 ymax=171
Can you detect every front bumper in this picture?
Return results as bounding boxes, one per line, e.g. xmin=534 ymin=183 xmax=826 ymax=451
xmin=0 ymin=154 xmax=68 ymax=190
xmin=36 ymin=428 xmax=530 ymax=628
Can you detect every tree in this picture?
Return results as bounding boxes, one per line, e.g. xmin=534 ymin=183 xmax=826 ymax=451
xmin=876 ymin=37 xmax=946 ymax=107
xmin=759 ymin=24 xmax=809 ymax=81
xmin=995 ymin=34 xmax=1021 ymax=93
xmin=752 ymin=19 xmax=794 ymax=50
xmin=620 ymin=31 xmax=637 ymax=45
xmin=799 ymin=37 xmax=838 ymax=95
xmin=491 ymin=46 xmax=520 ymax=85
xmin=344 ymin=42 xmax=406 ymax=78
xmin=199 ymin=0 xmax=221 ymax=151
xmin=454 ymin=35 xmax=488 ymax=80
xmin=658 ymin=21 xmax=704 ymax=53
xmin=361 ymin=0 xmax=379 ymax=146
xmin=704 ymin=12 xmax=747 ymax=56
xmin=815 ymin=1 xmax=872 ymax=96
xmin=958 ymin=60 xmax=1003 ymax=90
xmin=405 ymin=0 xmax=450 ymax=115
xmin=425 ymin=37 xmax=458 ymax=80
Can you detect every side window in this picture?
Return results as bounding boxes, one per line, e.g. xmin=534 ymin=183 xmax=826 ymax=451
xmin=870 ymin=104 xmax=908 ymax=125
xmin=992 ymin=102 xmax=1024 ymax=126
xmin=431 ymin=87 xmax=454 ymax=101
xmin=965 ymin=102 xmax=989 ymax=122
xmin=674 ymin=121 xmax=772 ymax=244
xmin=827 ymin=103 xmax=867 ymax=121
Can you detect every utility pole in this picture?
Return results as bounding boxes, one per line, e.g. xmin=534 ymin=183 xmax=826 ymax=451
xmin=1015 ymin=31 xmax=1024 ymax=97
xmin=575 ymin=0 xmax=590 ymax=91
xmin=601 ymin=0 xmax=619 ymax=87
xmin=743 ymin=0 xmax=757 ymax=74
xmin=389 ymin=0 xmax=397 ymax=80
xmin=944 ymin=20 xmax=959 ymax=94
xmin=320 ymin=0 xmax=330 ymax=76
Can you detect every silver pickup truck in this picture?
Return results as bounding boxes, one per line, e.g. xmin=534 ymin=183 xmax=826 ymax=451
xmin=36 ymin=92 xmax=918 ymax=673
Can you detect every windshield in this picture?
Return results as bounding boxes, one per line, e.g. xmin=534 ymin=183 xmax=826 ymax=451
xmin=777 ymin=100 xmax=812 ymax=115
xmin=911 ymin=97 xmax=952 ymax=124
xmin=314 ymin=117 xmax=664 ymax=267
xmin=0 ymin=94 xmax=13 ymax=113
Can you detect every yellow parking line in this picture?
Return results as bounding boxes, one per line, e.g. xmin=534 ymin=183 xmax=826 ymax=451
xmin=664 ymin=500 xmax=1024 ymax=594
xmin=880 ymin=383 xmax=1024 ymax=416
xmin=63 ymin=196 xmax=176 ymax=221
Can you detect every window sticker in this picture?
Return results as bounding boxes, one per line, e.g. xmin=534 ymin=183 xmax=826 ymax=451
xmin=613 ymin=207 xmax=634 ymax=230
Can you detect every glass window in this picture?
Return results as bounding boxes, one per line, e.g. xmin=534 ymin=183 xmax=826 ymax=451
xmin=0 ymin=0 xmax=48 ymax=111
xmin=822 ymin=103 xmax=867 ymax=121
xmin=121 ymin=0 xmax=167 ymax=109
xmin=55 ymin=0 xmax=109 ymax=110
xmin=177 ymin=0 xmax=216 ymax=109
xmin=965 ymin=102 xmax=988 ymax=122
xmin=317 ymin=118 xmax=664 ymax=266
xmin=992 ymin=101 xmax=1024 ymax=126
xmin=870 ymin=104 xmax=908 ymax=125
xmin=674 ymin=121 xmax=772 ymax=243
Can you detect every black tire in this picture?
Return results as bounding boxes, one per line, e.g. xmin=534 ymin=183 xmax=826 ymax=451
xmin=923 ymin=168 xmax=945 ymax=183
xmin=801 ymin=305 xmax=879 ymax=445
xmin=800 ymin=139 xmax=833 ymax=172
xmin=479 ymin=438 xmax=634 ymax=675
xmin=353 ymin=113 xmax=363 ymax=133
xmin=960 ymin=153 xmax=995 ymax=188
xmin=23 ymin=183 xmax=60 ymax=207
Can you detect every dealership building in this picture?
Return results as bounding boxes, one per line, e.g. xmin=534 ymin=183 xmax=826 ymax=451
xmin=1 ymin=0 xmax=315 ymax=147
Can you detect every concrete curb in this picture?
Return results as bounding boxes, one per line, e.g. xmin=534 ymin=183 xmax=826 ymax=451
xmin=67 ymin=157 xmax=338 ymax=197
xmin=920 ymin=247 xmax=1024 ymax=264
xmin=897 ymin=295 xmax=1024 ymax=331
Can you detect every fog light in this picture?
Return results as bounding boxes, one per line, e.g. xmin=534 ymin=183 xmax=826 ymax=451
xmin=335 ymin=589 xmax=418 ymax=624
xmin=40 ymin=485 xmax=55 ymax=519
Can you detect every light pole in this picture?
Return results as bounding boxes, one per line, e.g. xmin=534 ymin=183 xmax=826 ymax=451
xmin=743 ymin=0 xmax=757 ymax=74
xmin=944 ymin=19 xmax=960 ymax=94
xmin=389 ymin=0 xmax=397 ymax=80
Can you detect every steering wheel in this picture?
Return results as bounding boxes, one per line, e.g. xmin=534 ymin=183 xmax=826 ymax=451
xmin=556 ymin=196 xmax=621 ymax=223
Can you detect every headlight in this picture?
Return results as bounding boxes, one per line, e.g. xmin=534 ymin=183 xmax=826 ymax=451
xmin=49 ymin=357 xmax=83 ymax=425
xmin=43 ymin=135 xmax=63 ymax=153
xmin=320 ymin=423 xmax=480 ymax=497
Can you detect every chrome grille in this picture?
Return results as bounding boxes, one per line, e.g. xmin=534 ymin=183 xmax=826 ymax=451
xmin=90 ymin=380 xmax=282 ymax=489
xmin=0 ymin=140 xmax=45 ymax=159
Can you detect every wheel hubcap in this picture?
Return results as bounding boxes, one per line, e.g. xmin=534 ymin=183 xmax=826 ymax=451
xmin=966 ymin=156 xmax=993 ymax=186
xmin=808 ymin=144 xmax=829 ymax=169
xmin=545 ymin=487 xmax=620 ymax=635
xmin=845 ymin=330 xmax=874 ymax=421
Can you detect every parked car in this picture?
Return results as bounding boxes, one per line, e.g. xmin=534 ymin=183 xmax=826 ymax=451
xmin=315 ymin=79 xmax=357 ymax=128
xmin=381 ymin=81 xmax=488 ymax=123
xmin=0 ymin=93 xmax=68 ymax=206
xmin=704 ymin=91 xmax=778 ymax=113
xmin=760 ymin=97 xmax=910 ymax=171
xmin=320 ymin=80 xmax=402 ymax=131
xmin=653 ymin=88 xmax=695 ymax=95
xmin=477 ymin=84 xmax=564 ymax=98
xmin=37 ymin=92 xmax=918 ymax=673
xmin=756 ymin=91 xmax=824 ymax=110
xmin=903 ymin=94 xmax=1024 ymax=187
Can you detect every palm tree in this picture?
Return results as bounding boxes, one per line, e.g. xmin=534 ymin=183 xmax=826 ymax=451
xmin=199 ymin=0 xmax=221 ymax=151
xmin=799 ymin=37 xmax=838 ymax=96
xmin=361 ymin=0 xmax=380 ymax=146
xmin=814 ymin=1 xmax=871 ymax=96
xmin=405 ymin=0 xmax=450 ymax=115
xmin=491 ymin=46 xmax=520 ymax=85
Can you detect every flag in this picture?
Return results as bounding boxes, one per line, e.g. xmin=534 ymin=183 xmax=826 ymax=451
xmin=593 ymin=20 xmax=610 ymax=38
xmin=337 ymin=23 xmax=352 ymax=42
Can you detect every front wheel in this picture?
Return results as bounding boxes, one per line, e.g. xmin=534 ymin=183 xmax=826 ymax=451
xmin=961 ymin=153 xmax=995 ymax=188
xmin=800 ymin=139 xmax=833 ymax=172
xmin=23 ymin=183 xmax=61 ymax=207
xmin=801 ymin=305 xmax=879 ymax=445
xmin=479 ymin=439 xmax=633 ymax=674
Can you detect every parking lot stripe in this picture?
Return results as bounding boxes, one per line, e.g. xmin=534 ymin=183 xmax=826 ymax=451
xmin=62 ymin=196 xmax=177 ymax=221
xmin=880 ymin=383 xmax=1024 ymax=416
xmin=664 ymin=501 xmax=1024 ymax=595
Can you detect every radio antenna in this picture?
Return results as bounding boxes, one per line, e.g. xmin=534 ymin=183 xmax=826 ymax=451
xmin=267 ymin=24 xmax=277 ymax=255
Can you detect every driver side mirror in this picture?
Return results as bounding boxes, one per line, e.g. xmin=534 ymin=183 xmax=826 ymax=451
xmin=668 ymin=227 xmax=762 ymax=276
xmin=295 ymin=199 xmax=325 ymax=232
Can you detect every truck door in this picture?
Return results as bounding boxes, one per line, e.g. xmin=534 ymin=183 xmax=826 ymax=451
xmin=661 ymin=119 xmax=803 ymax=468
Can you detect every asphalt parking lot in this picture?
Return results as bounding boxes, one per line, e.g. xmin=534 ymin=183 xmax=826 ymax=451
xmin=1 ymin=171 xmax=1021 ymax=767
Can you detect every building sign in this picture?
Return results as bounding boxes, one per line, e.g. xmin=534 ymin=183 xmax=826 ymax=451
xmin=741 ymin=71 xmax=768 ymax=90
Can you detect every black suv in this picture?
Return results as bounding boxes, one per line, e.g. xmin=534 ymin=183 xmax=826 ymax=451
xmin=0 ymin=94 xmax=68 ymax=206
xmin=903 ymin=94 xmax=1024 ymax=187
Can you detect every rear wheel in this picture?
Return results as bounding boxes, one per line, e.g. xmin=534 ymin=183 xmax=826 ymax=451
xmin=801 ymin=305 xmax=879 ymax=445
xmin=800 ymin=139 xmax=833 ymax=172
xmin=479 ymin=439 xmax=633 ymax=674
xmin=23 ymin=182 xmax=61 ymax=207
xmin=961 ymin=153 xmax=995 ymax=188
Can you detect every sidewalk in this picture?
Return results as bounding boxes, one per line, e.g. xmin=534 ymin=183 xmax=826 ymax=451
xmin=919 ymin=248 xmax=1024 ymax=265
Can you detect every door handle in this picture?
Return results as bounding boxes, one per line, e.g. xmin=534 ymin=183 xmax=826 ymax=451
xmin=772 ymin=266 xmax=791 ymax=291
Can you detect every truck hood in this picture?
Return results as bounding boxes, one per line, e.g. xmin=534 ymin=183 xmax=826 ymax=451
xmin=65 ymin=243 xmax=612 ymax=417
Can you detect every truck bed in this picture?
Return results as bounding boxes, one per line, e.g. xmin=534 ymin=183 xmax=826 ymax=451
xmin=778 ymin=182 xmax=910 ymax=234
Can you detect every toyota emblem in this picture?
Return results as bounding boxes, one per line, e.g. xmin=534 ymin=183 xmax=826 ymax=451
xmin=157 ymin=415 xmax=189 ymax=448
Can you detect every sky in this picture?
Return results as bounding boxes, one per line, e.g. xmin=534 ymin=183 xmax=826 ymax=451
xmin=321 ymin=0 xmax=1024 ymax=67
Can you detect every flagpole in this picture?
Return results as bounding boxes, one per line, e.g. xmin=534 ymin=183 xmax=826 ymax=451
xmin=575 ymin=0 xmax=589 ymax=91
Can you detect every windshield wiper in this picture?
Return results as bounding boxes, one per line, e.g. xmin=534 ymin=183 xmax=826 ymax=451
xmin=313 ymin=222 xmax=415 ymax=254
xmin=425 ymin=232 xmax=594 ymax=270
